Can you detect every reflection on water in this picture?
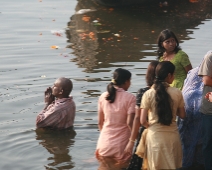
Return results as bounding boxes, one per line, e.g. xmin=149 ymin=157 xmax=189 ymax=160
xmin=97 ymin=156 xmax=129 ymax=170
xmin=35 ymin=128 xmax=76 ymax=169
xmin=66 ymin=0 xmax=212 ymax=72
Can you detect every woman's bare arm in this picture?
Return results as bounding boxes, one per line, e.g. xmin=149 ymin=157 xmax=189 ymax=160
xmin=202 ymin=75 xmax=212 ymax=86
xmin=124 ymin=107 xmax=141 ymax=153
xmin=184 ymin=64 xmax=192 ymax=74
xmin=127 ymin=112 xmax=135 ymax=131
xmin=140 ymin=108 xmax=149 ymax=128
xmin=98 ymin=111 xmax=104 ymax=131
xmin=177 ymin=107 xmax=186 ymax=119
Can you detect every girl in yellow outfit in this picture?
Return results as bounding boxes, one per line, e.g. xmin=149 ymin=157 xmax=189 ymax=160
xmin=136 ymin=61 xmax=186 ymax=170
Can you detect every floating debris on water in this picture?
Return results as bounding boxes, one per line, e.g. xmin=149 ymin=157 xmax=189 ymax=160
xmin=51 ymin=45 xmax=59 ymax=49
xmin=51 ymin=30 xmax=64 ymax=37
xmin=76 ymin=29 xmax=87 ymax=33
xmin=82 ymin=16 xmax=90 ymax=22
xmin=114 ymin=33 xmax=120 ymax=37
xmin=97 ymin=30 xmax=110 ymax=34
xmin=75 ymin=9 xmax=96 ymax=15
xmin=93 ymin=20 xmax=102 ymax=26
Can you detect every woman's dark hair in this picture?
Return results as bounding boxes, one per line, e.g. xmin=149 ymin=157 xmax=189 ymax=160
xmin=156 ymin=29 xmax=181 ymax=59
xmin=106 ymin=68 xmax=131 ymax=103
xmin=146 ymin=60 xmax=159 ymax=87
xmin=154 ymin=61 xmax=175 ymax=125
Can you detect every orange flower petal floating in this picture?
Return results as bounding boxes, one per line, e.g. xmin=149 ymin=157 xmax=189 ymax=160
xmin=89 ymin=32 xmax=95 ymax=39
xmin=51 ymin=45 xmax=59 ymax=49
xmin=82 ymin=16 xmax=90 ymax=22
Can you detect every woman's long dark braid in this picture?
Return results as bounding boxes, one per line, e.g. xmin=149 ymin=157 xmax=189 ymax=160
xmin=106 ymin=82 xmax=116 ymax=103
xmin=106 ymin=68 xmax=131 ymax=103
xmin=154 ymin=61 xmax=175 ymax=125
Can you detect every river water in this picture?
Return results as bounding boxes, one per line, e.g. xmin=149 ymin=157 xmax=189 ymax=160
xmin=0 ymin=0 xmax=212 ymax=169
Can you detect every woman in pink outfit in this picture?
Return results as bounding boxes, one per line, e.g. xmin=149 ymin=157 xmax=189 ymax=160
xmin=96 ymin=68 xmax=136 ymax=161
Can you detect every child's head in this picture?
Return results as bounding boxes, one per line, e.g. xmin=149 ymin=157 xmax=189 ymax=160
xmin=146 ymin=60 xmax=159 ymax=87
xmin=157 ymin=29 xmax=181 ymax=57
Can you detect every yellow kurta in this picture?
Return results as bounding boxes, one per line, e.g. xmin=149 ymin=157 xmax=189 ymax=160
xmin=136 ymin=84 xmax=184 ymax=170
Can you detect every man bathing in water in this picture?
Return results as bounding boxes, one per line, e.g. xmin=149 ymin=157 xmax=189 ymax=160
xmin=36 ymin=77 xmax=76 ymax=129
